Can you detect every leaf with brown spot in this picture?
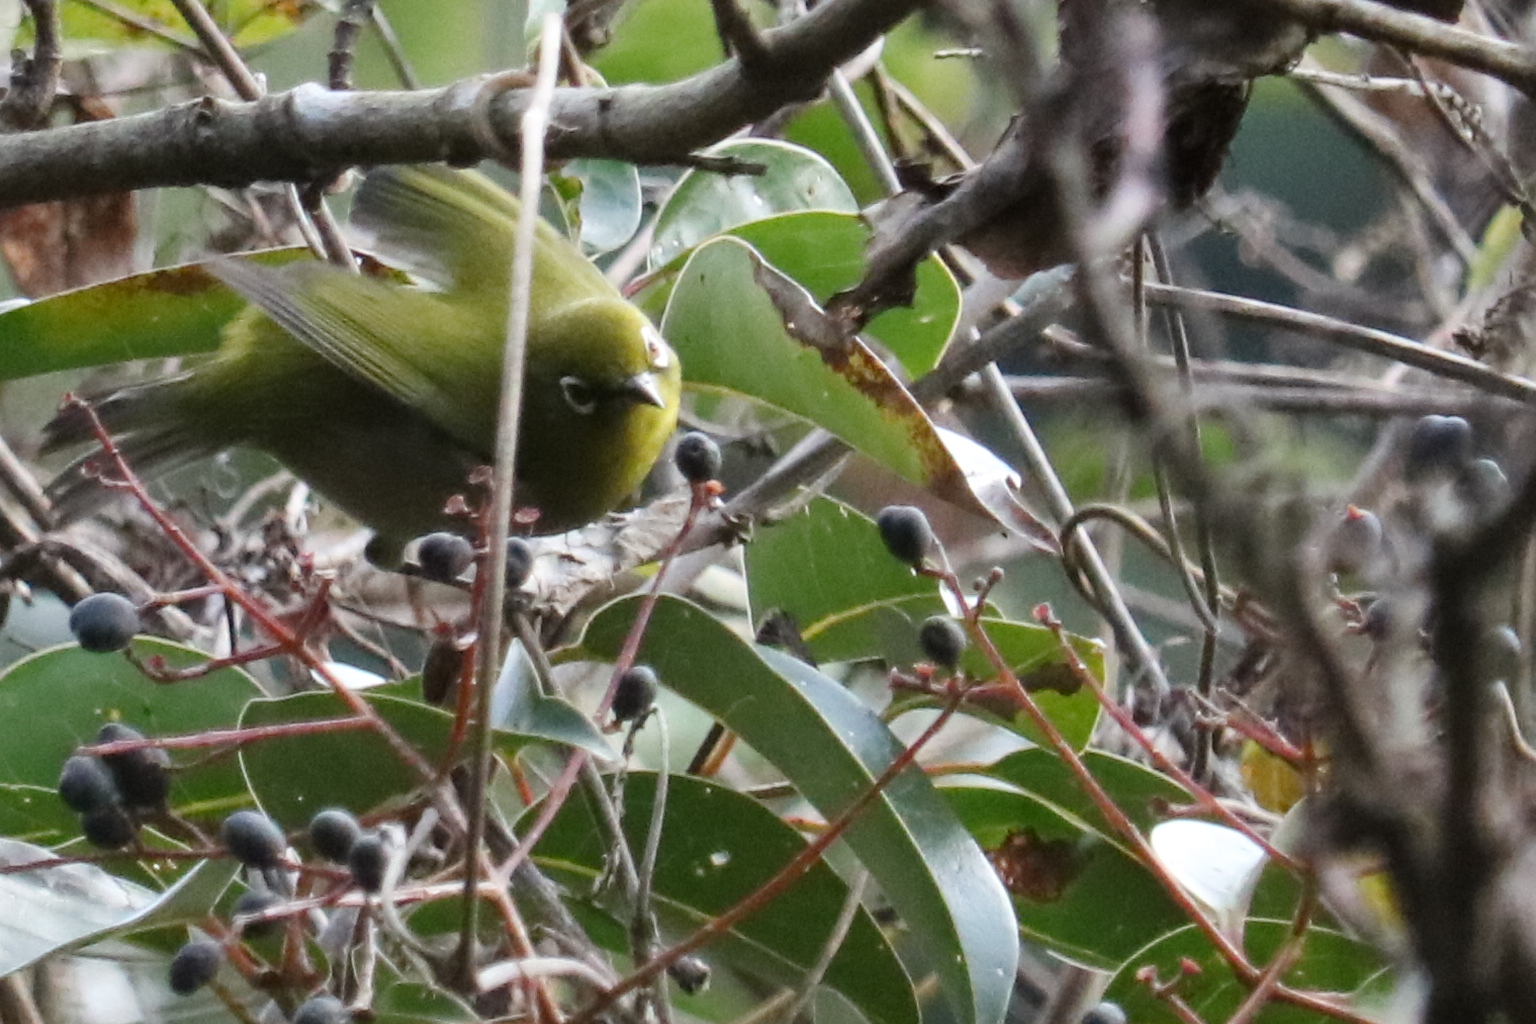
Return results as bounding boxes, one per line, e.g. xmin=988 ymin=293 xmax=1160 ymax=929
xmin=661 ymin=236 xmax=1053 ymax=549
xmin=989 ymin=828 xmax=1084 ymax=903
xmin=0 ymin=248 xmax=310 ymax=382
xmin=0 ymin=98 xmax=136 ymax=298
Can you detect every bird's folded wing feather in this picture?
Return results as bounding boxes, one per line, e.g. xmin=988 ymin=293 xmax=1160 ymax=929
xmin=208 ymin=259 xmax=494 ymax=452
xmin=352 ymin=164 xmax=623 ymax=317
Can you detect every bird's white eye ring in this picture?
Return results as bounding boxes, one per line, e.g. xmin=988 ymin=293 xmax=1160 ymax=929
xmin=643 ymin=326 xmax=671 ymax=370
xmin=560 ymin=376 xmax=598 ymax=415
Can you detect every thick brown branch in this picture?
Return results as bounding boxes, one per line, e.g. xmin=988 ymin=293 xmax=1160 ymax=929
xmin=0 ymin=0 xmax=916 ymax=208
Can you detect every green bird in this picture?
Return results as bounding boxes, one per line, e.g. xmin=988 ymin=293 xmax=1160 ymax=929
xmin=46 ymin=165 xmax=682 ymax=549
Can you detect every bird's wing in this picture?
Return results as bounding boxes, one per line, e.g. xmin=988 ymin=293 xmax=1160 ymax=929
xmin=209 ymin=258 xmax=494 ymax=451
xmin=352 ymin=165 xmax=622 ymax=316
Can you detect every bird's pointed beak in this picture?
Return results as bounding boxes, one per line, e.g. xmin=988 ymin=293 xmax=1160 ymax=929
xmin=622 ymin=371 xmax=667 ymax=409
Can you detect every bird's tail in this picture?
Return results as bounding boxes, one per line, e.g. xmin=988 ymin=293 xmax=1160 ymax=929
xmin=42 ymin=378 xmax=219 ymax=525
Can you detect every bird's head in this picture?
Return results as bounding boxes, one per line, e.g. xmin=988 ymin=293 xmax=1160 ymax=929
xmin=517 ymin=297 xmax=681 ymax=531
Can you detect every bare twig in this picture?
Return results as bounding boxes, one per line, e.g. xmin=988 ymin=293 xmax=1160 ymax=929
xmin=459 ymin=12 xmax=563 ymax=979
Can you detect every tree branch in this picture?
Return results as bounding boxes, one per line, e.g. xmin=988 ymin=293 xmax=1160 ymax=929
xmin=0 ymin=0 xmax=916 ymax=208
xmin=1250 ymin=0 xmax=1536 ymax=94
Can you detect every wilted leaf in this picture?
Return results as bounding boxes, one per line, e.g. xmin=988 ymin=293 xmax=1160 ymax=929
xmin=663 ymin=236 xmax=1051 ymax=546
xmin=0 ymin=248 xmax=308 ymax=382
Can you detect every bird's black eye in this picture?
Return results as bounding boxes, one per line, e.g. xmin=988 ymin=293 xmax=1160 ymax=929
xmin=560 ymin=375 xmax=598 ymax=415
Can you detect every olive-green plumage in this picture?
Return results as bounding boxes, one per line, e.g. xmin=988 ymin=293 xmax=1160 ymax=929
xmin=47 ymin=165 xmax=681 ymax=544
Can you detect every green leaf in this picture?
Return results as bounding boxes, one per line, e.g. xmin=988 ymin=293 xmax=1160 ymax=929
xmin=0 ymin=248 xmax=308 ymax=382
xmin=0 ymin=838 xmax=237 ymax=975
xmin=562 ymin=159 xmax=644 ymax=254
xmin=0 ymin=783 xmax=79 ymax=846
xmin=649 ymin=139 xmax=857 ymax=269
xmin=530 ymin=772 xmax=917 ymax=1024
xmin=730 ymin=212 xmax=959 ymax=376
xmin=238 ymin=686 xmax=612 ymax=825
xmin=745 ymin=496 xmax=936 ymax=639
xmin=944 ymin=784 xmax=1186 ymax=969
xmin=0 ymin=639 xmax=262 ymax=816
xmin=1104 ymin=920 xmax=1388 ymax=1023
xmin=662 ymin=237 xmax=1000 ymax=523
xmin=574 ymin=594 xmax=1018 ymax=1024
xmin=982 ymin=748 xmax=1191 ymax=841
xmin=40 ymin=0 xmax=317 ymax=48
xmin=638 ymin=212 xmax=960 ymax=378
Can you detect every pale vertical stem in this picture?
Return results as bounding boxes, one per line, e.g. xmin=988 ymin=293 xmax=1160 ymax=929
xmin=459 ymin=11 xmax=563 ymax=976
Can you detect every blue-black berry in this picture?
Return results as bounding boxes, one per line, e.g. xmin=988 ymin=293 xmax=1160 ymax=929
xmin=168 ymin=938 xmax=223 ymax=994
xmin=918 ymin=616 xmax=967 ymax=671
xmin=292 ymin=995 xmax=350 ymax=1024
xmin=505 ymin=537 xmax=534 ymax=590
xmin=221 ymin=810 xmax=286 ymax=869
xmin=674 ymin=432 xmax=722 ymax=485
xmin=232 ymin=890 xmax=282 ymax=939
xmin=612 ymin=665 xmax=658 ymax=723
xmin=81 ymin=803 xmax=136 ymax=849
xmin=95 ymin=723 xmax=171 ymax=809
xmin=1361 ymin=598 xmax=1393 ymax=642
xmin=1328 ymin=506 xmax=1383 ymax=577
xmin=416 ymin=532 xmax=474 ymax=583
xmin=876 ymin=506 xmax=934 ymax=568
xmin=1405 ymin=414 xmax=1473 ymax=479
xmin=348 ymin=832 xmax=388 ymax=892
xmin=69 ymin=593 xmax=140 ymax=653
xmin=58 ymin=754 xmax=120 ymax=814
xmin=308 ymin=808 xmax=362 ymax=863
xmin=668 ymin=955 xmax=711 ymax=995
xmin=1081 ymin=1002 xmax=1127 ymax=1024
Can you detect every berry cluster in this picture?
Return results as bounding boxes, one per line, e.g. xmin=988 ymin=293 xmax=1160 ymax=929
xmin=58 ymin=722 xmax=170 ymax=848
xmin=161 ymin=805 xmax=387 ymax=1014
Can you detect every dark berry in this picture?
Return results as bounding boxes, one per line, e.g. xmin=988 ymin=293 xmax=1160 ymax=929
xmin=1328 ymin=506 xmax=1383 ymax=577
xmin=58 ymin=755 xmax=120 ymax=813
xmin=1081 ymin=1003 xmax=1127 ymax=1024
xmin=308 ymin=808 xmax=362 ymax=863
xmin=1405 ymin=414 xmax=1473 ymax=479
xmin=674 ymin=432 xmax=722 ymax=485
xmin=416 ymin=532 xmax=474 ymax=583
xmin=232 ymin=890 xmax=282 ymax=938
xmin=612 ymin=665 xmax=658 ymax=723
xmin=221 ymin=810 xmax=286 ymax=869
xmin=668 ymin=955 xmax=711 ymax=995
xmin=68 ymin=593 xmax=140 ymax=653
xmin=505 ymin=537 xmax=534 ymax=590
xmin=81 ymin=803 xmax=136 ymax=849
xmin=918 ymin=616 xmax=967 ymax=671
xmin=292 ymin=995 xmax=350 ymax=1024
xmin=1361 ymin=598 xmax=1393 ymax=642
xmin=876 ymin=505 xmax=934 ymax=568
xmin=95 ymin=723 xmax=172 ymax=809
xmin=168 ymin=939 xmax=223 ymax=994
xmin=421 ymin=629 xmax=465 ymax=708
xmin=348 ymin=832 xmax=388 ymax=892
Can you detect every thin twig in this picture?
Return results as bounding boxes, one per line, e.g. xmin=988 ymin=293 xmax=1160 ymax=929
xmin=1141 ymin=280 xmax=1536 ymax=404
xmin=167 ymin=0 xmax=355 ymax=268
xmin=459 ymin=12 xmax=563 ymax=981
xmin=781 ymin=869 xmax=868 ymax=1023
